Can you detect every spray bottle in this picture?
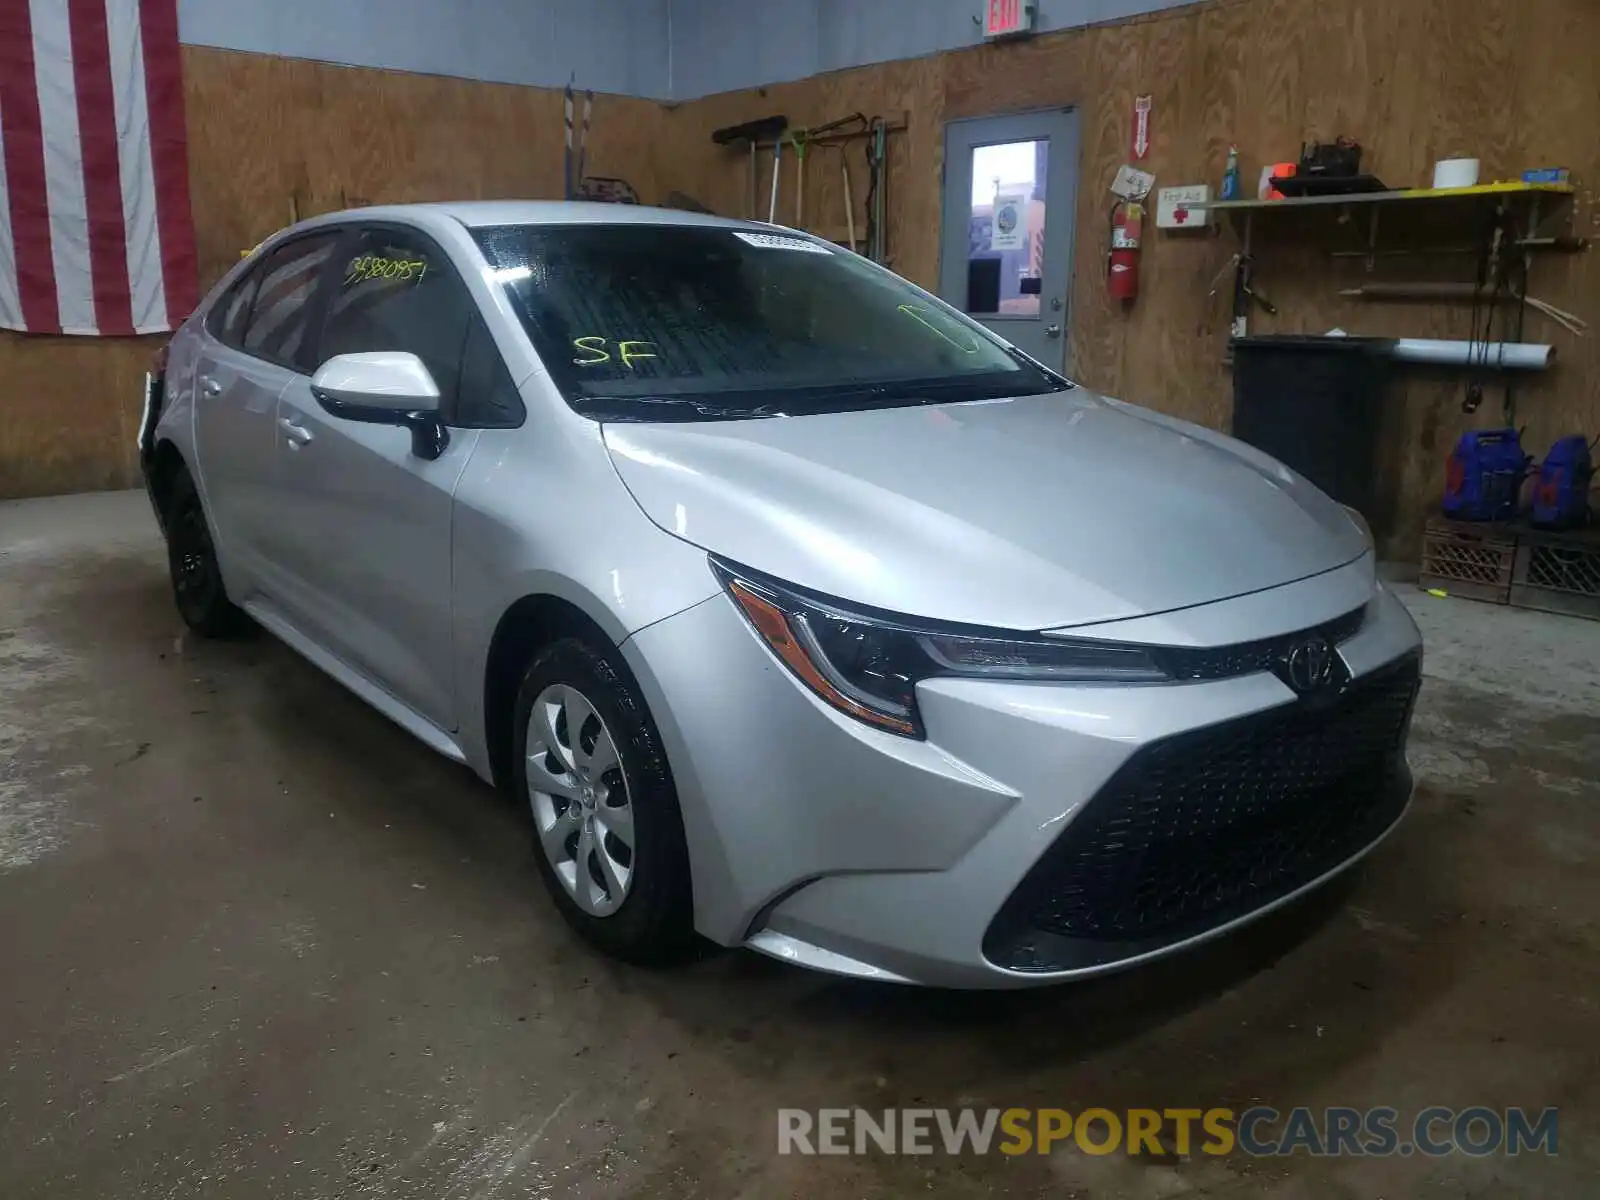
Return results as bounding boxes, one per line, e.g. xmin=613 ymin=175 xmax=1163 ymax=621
xmin=1221 ymin=145 xmax=1242 ymax=201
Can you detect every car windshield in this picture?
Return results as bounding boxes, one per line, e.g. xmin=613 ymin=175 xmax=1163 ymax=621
xmin=471 ymin=222 xmax=1069 ymax=421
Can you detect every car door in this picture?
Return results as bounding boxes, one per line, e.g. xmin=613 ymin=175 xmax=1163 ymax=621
xmin=190 ymin=232 xmax=342 ymax=597
xmin=268 ymin=224 xmax=491 ymax=730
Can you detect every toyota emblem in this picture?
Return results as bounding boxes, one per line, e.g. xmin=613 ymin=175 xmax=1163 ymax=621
xmin=1284 ymin=637 xmax=1335 ymax=693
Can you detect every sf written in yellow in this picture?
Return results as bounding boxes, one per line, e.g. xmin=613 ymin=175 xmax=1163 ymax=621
xmin=572 ymin=336 xmax=657 ymax=368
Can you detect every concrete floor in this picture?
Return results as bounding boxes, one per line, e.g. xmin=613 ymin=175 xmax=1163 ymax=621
xmin=2 ymin=490 xmax=1597 ymax=1199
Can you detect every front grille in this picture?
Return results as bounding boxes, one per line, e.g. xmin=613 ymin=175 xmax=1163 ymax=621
xmin=1150 ymin=604 xmax=1367 ymax=682
xmin=985 ymin=653 xmax=1421 ymax=973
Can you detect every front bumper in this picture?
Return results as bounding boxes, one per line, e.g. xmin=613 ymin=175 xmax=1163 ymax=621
xmin=622 ymin=565 xmax=1423 ymax=989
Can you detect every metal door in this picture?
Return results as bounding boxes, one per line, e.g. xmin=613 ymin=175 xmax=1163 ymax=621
xmin=939 ymin=110 xmax=1080 ymax=372
xmin=271 ymin=386 xmax=476 ymax=729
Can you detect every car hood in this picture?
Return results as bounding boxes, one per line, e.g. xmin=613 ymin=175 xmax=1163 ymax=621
xmin=602 ymin=389 xmax=1369 ymax=630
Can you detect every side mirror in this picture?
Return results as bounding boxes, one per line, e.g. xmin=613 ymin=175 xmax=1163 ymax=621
xmin=311 ymin=352 xmax=449 ymax=460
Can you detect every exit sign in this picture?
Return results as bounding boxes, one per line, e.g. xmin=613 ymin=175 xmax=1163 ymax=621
xmin=983 ymin=0 xmax=1036 ymax=39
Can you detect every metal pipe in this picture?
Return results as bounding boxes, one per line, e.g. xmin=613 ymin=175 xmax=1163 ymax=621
xmin=1392 ymin=339 xmax=1554 ymax=369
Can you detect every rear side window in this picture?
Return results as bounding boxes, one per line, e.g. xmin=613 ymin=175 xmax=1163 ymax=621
xmin=208 ymin=270 xmax=259 ymax=344
xmin=240 ymin=234 xmax=341 ymax=368
xmin=317 ymin=228 xmax=474 ymax=416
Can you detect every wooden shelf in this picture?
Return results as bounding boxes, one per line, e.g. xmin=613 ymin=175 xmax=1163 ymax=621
xmin=1196 ymin=181 xmax=1574 ymax=212
xmin=1201 ymin=180 xmax=1577 ymax=388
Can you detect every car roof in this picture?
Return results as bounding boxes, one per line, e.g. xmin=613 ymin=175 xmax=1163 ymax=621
xmin=304 ymin=200 xmax=765 ymax=233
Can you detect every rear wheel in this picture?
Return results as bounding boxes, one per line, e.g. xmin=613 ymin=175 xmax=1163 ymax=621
xmin=512 ymin=637 xmax=697 ymax=964
xmin=166 ymin=467 xmax=249 ymax=638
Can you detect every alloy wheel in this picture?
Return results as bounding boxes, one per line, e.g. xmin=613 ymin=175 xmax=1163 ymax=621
xmin=173 ymin=507 xmax=214 ymax=609
xmin=526 ymin=684 xmax=635 ymax=917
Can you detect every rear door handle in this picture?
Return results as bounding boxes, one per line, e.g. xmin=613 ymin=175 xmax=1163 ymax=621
xmin=278 ymin=417 xmax=314 ymax=447
xmin=200 ymin=376 xmax=223 ymax=397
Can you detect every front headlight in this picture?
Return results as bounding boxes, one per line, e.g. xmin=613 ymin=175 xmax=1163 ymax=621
xmin=711 ymin=558 xmax=1167 ymax=738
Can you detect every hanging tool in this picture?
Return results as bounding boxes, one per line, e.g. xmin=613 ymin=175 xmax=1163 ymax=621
xmin=712 ymin=112 xmax=889 ymax=251
xmin=792 ymin=129 xmax=809 ymax=227
xmin=563 ymin=78 xmax=594 ymax=201
xmin=1209 ymin=252 xmax=1277 ymax=320
xmin=875 ymin=118 xmax=888 ymax=260
xmin=797 ymin=113 xmax=867 ymax=246
xmin=1338 ymin=282 xmax=1588 ymax=336
xmin=864 ymin=117 xmax=888 ymax=262
xmin=840 ymin=149 xmax=857 ymax=250
xmin=562 ymin=79 xmax=575 ymax=200
xmin=1464 ymin=204 xmax=1514 ymax=415
xmin=576 ymin=89 xmax=593 ymax=192
xmin=767 ymin=135 xmax=783 ymax=223
xmin=711 ymin=115 xmax=790 ymax=220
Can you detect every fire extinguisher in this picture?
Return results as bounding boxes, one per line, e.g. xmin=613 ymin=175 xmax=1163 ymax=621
xmin=1108 ymin=200 xmax=1143 ymax=303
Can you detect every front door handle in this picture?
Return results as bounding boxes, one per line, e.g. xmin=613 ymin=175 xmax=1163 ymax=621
xmin=278 ymin=417 xmax=314 ymax=447
xmin=200 ymin=376 xmax=223 ymax=397
xmin=1044 ymin=323 xmax=1063 ymax=338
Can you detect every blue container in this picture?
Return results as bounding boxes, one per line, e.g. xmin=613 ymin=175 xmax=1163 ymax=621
xmin=1443 ymin=428 xmax=1529 ymax=521
xmin=1521 ymin=167 xmax=1571 ymax=185
xmin=1531 ymin=435 xmax=1593 ymax=528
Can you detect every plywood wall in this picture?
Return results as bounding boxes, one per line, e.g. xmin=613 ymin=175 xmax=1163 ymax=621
xmin=1 ymin=48 xmax=669 ymax=500
xmin=7 ymin=0 xmax=1597 ymax=562
xmin=658 ymin=0 xmax=1600 ymax=557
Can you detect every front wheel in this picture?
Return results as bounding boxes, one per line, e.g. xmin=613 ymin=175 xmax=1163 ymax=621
xmin=512 ymin=637 xmax=697 ymax=965
xmin=166 ymin=466 xmax=249 ymax=638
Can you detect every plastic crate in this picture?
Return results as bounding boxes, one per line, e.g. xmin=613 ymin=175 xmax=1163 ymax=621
xmin=1418 ymin=515 xmax=1518 ymax=604
xmin=1510 ymin=526 xmax=1600 ymax=621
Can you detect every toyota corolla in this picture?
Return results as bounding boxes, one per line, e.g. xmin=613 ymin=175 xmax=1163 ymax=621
xmin=140 ymin=202 xmax=1422 ymax=988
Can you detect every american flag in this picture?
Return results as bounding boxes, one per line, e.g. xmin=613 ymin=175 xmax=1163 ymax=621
xmin=0 ymin=0 xmax=196 ymax=336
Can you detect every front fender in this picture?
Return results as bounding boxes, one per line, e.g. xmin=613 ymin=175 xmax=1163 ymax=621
xmin=447 ymin=419 xmax=722 ymax=781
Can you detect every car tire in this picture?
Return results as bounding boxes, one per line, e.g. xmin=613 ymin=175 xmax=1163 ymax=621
xmin=166 ymin=466 xmax=250 ymax=638
xmin=512 ymin=636 xmax=698 ymax=965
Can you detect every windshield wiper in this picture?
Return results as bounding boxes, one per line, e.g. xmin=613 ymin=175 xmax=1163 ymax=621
xmin=575 ymin=372 xmax=1069 ymax=424
xmin=1002 ymin=344 xmax=1076 ymax=387
xmin=576 ymin=394 xmax=790 ymax=421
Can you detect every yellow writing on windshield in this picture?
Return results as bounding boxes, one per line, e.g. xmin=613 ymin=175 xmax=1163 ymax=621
xmin=345 ymin=255 xmax=428 ymax=286
xmin=619 ymin=340 xmax=657 ymax=368
xmin=898 ymin=303 xmax=981 ymax=353
xmin=574 ymin=336 xmax=611 ymax=365
xmin=573 ymin=337 xmax=659 ymax=369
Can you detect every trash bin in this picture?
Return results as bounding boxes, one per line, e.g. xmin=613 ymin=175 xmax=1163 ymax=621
xmin=1230 ymin=335 xmax=1395 ymax=522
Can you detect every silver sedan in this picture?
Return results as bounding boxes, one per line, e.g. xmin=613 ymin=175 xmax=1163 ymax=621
xmin=141 ymin=202 xmax=1422 ymax=988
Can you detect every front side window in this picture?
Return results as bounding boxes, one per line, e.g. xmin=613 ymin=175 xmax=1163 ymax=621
xmin=317 ymin=229 xmax=473 ymax=415
xmin=240 ymin=233 xmax=341 ymax=368
xmin=456 ymin=317 xmax=525 ymax=428
xmin=472 ymin=223 xmax=1067 ymax=422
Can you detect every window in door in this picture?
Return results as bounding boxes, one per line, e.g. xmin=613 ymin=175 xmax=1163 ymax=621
xmin=965 ymin=139 xmax=1049 ymax=317
xmin=239 ymin=233 xmax=342 ymax=367
xmin=316 ymin=229 xmax=474 ymax=419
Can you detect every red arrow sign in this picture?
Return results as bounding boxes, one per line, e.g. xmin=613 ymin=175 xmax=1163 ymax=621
xmin=1132 ymin=95 xmax=1153 ymax=160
